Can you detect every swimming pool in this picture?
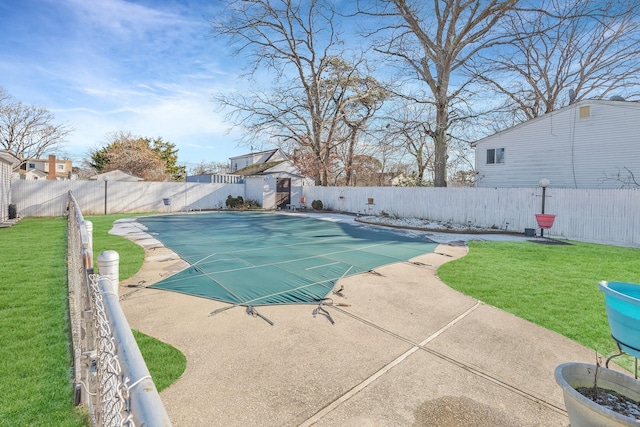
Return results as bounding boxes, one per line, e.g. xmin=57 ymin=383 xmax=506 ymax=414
xmin=137 ymin=212 xmax=438 ymax=306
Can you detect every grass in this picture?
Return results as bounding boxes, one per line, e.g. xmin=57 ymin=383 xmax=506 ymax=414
xmin=85 ymin=214 xmax=146 ymax=279
xmin=438 ymin=240 xmax=640 ymax=369
xmin=0 ymin=217 xmax=88 ymax=426
xmin=133 ymin=330 xmax=186 ymax=391
xmin=0 ymin=214 xmax=185 ymax=427
xmin=85 ymin=214 xmax=187 ymax=392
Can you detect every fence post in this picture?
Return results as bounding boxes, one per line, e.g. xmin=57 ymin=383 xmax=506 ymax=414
xmin=97 ymin=250 xmax=120 ymax=295
xmin=83 ymin=220 xmax=93 ymax=257
xmin=97 ymin=276 xmax=173 ymax=426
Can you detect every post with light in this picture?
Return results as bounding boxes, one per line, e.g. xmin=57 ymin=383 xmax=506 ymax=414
xmin=103 ymin=175 xmax=109 ymax=215
xmin=539 ymin=178 xmax=550 ymax=237
xmin=539 ymin=178 xmax=549 ymax=214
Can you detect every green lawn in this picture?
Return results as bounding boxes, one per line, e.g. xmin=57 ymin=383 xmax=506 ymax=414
xmin=438 ymin=240 xmax=640 ymax=369
xmin=0 ymin=215 xmax=185 ymax=427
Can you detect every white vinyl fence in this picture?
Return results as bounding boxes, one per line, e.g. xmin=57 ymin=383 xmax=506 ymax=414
xmin=304 ymin=186 xmax=640 ymax=248
xmin=12 ymin=179 xmax=244 ymax=216
xmin=11 ymin=179 xmax=640 ymax=247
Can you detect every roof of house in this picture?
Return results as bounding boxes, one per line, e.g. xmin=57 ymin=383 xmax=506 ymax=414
xmin=25 ymin=169 xmax=48 ymax=176
xmin=471 ymin=99 xmax=640 ymax=147
xmin=231 ymin=160 xmax=287 ymax=175
xmin=0 ymin=150 xmax=20 ymax=165
xmin=228 ymin=148 xmax=282 ymax=161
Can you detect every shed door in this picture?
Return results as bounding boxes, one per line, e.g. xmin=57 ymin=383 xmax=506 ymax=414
xmin=276 ymin=178 xmax=291 ymax=210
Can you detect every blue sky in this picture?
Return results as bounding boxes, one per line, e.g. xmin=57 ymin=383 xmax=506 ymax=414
xmin=0 ymin=0 xmax=250 ymax=169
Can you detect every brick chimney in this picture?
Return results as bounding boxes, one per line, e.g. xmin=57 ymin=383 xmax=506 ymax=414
xmin=47 ymin=155 xmax=56 ymax=180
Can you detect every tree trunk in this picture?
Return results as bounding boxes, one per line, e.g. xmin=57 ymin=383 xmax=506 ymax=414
xmin=433 ymin=102 xmax=448 ymax=187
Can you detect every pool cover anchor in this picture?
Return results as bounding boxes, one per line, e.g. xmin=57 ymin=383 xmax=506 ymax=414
xmin=313 ymin=303 xmax=335 ymax=325
xmin=246 ymin=306 xmax=274 ymax=326
xmin=332 ymin=284 xmax=345 ymax=298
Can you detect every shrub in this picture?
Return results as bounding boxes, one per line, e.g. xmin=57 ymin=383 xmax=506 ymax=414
xmin=226 ymin=195 xmax=261 ymax=209
xmin=311 ymin=199 xmax=323 ymax=210
xmin=243 ymin=199 xmax=261 ymax=209
xmin=226 ymin=195 xmax=244 ymax=209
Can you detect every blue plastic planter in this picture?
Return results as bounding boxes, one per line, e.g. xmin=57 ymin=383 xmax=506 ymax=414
xmin=599 ymin=281 xmax=640 ymax=359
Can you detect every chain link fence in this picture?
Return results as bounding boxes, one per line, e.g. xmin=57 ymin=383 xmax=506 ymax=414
xmin=67 ymin=191 xmax=172 ymax=426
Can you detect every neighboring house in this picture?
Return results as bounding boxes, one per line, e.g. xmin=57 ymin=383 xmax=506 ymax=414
xmin=89 ymin=169 xmax=144 ymax=182
xmin=229 ymin=149 xmax=312 ymax=209
xmin=0 ymin=150 xmax=20 ymax=224
xmin=22 ymin=169 xmax=48 ymax=181
xmin=229 ymin=148 xmax=288 ymax=172
xmin=472 ymin=99 xmax=640 ymax=188
xmin=185 ymin=174 xmax=243 ymax=184
xmin=188 ymin=149 xmax=314 ymax=210
xmin=19 ymin=155 xmax=74 ymax=180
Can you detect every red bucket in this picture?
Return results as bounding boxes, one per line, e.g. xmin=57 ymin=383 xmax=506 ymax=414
xmin=535 ymin=214 xmax=556 ymax=229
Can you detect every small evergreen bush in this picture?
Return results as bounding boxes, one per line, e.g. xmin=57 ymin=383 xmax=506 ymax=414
xmin=226 ymin=195 xmax=260 ymax=209
xmin=226 ymin=195 xmax=244 ymax=208
xmin=311 ymin=199 xmax=323 ymax=210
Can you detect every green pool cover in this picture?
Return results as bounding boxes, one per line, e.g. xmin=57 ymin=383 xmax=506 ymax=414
xmin=137 ymin=212 xmax=437 ymax=306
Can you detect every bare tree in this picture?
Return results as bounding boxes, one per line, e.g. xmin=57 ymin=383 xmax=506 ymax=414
xmin=476 ymin=0 xmax=640 ymax=124
xmin=360 ymin=0 xmax=518 ymax=187
xmin=338 ymin=74 xmax=388 ymax=186
xmin=212 ymin=0 xmax=386 ymax=186
xmin=189 ymin=161 xmax=230 ymax=175
xmin=382 ymin=99 xmax=436 ymax=186
xmin=0 ymin=88 xmax=72 ymax=162
xmin=601 ymin=167 xmax=640 ymax=189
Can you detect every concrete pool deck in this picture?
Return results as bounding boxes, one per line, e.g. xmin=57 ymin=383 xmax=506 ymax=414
xmin=114 ymin=213 xmax=608 ymax=426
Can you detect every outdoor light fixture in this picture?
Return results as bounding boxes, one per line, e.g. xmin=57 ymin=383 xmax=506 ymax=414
xmin=536 ymin=178 xmax=554 ymax=238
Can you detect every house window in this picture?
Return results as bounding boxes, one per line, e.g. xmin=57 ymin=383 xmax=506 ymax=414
xmin=57 ymin=164 xmax=64 ymax=171
xmin=487 ymin=148 xmax=505 ymax=164
xmin=579 ymin=106 xmax=590 ymax=118
xmin=28 ymin=163 xmax=36 ymax=169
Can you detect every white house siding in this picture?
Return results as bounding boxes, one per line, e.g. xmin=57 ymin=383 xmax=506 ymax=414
xmin=573 ymin=102 xmax=640 ymax=188
xmin=0 ymin=159 xmax=12 ymax=222
xmin=474 ymin=100 xmax=640 ymax=189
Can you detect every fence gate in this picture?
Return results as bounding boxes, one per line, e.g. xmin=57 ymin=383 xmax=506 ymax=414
xmin=276 ymin=178 xmax=291 ymax=210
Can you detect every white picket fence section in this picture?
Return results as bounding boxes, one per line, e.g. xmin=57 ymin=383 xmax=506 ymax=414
xmin=10 ymin=179 xmax=640 ymax=247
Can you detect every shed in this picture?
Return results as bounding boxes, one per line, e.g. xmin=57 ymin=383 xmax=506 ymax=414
xmin=231 ymin=160 xmax=312 ymax=209
xmin=472 ymin=99 xmax=640 ymax=188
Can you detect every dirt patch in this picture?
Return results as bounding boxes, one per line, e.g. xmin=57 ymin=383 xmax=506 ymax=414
xmin=528 ymin=239 xmax=572 ymax=246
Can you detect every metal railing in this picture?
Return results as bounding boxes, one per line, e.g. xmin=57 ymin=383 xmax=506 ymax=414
xmin=67 ymin=191 xmax=172 ymax=426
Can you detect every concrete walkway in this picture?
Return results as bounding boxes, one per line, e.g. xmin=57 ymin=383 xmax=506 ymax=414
xmin=114 ymin=215 xmax=603 ymax=427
